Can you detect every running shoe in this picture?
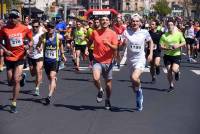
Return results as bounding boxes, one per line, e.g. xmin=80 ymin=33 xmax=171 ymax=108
xmin=59 ymin=61 xmax=65 ymax=70
xmin=175 ymin=72 xmax=180 ymax=81
xmin=96 ymin=90 xmax=104 ymax=103
xmin=20 ymin=73 xmax=26 ymax=87
xmin=167 ymin=86 xmax=175 ymax=92
xmin=10 ymin=105 xmax=18 ymax=113
xmin=136 ymin=89 xmax=143 ymax=111
xmin=72 ymin=59 xmax=77 ymax=66
xmin=105 ymin=99 xmax=111 ymax=110
xmin=156 ymin=66 xmax=160 ymax=75
xmin=152 ymin=77 xmax=156 ymax=84
xmin=34 ymin=89 xmax=40 ymax=96
xmin=45 ymin=96 xmax=51 ymax=105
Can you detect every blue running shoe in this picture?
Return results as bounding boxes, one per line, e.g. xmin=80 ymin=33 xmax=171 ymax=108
xmin=10 ymin=105 xmax=18 ymax=113
xmin=136 ymin=89 xmax=143 ymax=111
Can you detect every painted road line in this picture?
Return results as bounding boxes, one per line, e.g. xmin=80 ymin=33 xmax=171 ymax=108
xmin=191 ymin=70 xmax=200 ymax=75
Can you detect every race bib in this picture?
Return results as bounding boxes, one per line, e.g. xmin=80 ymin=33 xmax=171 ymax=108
xmin=45 ymin=50 xmax=56 ymax=59
xmin=130 ymin=43 xmax=142 ymax=52
xmin=9 ymin=34 xmax=23 ymax=47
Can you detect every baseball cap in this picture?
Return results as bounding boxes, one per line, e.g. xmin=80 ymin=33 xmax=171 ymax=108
xmin=9 ymin=9 xmax=20 ymax=18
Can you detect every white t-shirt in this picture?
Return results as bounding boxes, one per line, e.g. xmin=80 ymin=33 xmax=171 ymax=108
xmin=29 ymin=32 xmax=43 ymax=59
xmin=122 ymin=28 xmax=151 ymax=63
xmin=184 ymin=27 xmax=195 ymax=39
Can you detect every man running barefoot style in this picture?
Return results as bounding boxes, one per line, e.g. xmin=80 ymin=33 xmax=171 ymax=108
xmin=86 ymin=16 xmax=118 ymax=110
xmin=122 ymin=14 xmax=154 ymax=111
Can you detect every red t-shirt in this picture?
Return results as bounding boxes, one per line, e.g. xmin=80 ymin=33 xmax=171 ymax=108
xmin=113 ymin=23 xmax=126 ymax=45
xmin=91 ymin=28 xmax=118 ymax=64
xmin=0 ymin=23 xmax=32 ymax=61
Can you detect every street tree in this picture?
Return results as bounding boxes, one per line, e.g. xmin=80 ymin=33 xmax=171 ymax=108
xmin=153 ymin=0 xmax=171 ymax=17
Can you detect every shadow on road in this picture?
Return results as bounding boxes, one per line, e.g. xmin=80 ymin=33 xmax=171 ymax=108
xmin=0 ymin=105 xmax=11 ymax=113
xmin=54 ymin=104 xmax=104 ymax=111
xmin=117 ymin=79 xmax=131 ymax=82
xmin=0 ymin=90 xmax=34 ymax=96
xmin=0 ymin=80 xmax=8 ymax=85
xmin=141 ymin=81 xmax=153 ymax=84
xmin=17 ymin=97 xmax=46 ymax=105
xmin=54 ymin=104 xmax=135 ymax=112
xmin=62 ymin=78 xmax=92 ymax=82
xmin=142 ymin=86 xmax=167 ymax=92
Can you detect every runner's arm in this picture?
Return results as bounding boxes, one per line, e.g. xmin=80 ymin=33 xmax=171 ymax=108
xmin=59 ymin=35 xmax=67 ymax=62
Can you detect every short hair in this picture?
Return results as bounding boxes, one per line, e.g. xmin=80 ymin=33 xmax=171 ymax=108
xmin=32 ymin=19 xmax=40 ymax=25
xmin=167 ymin=18 xmax=176 ymax=24
xmin=47 ymin=22 xmax=55 ymax=28
xmin=94 ymin=17 xmax=100 ymax=21
xmin=151 ymin=19 xmax=160 ymax=26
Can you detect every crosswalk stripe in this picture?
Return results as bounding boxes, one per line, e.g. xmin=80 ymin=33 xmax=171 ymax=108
xmin=191 ymin=70 xmax=200 ymax=75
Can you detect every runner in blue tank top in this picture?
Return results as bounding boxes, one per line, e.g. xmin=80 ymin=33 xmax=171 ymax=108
xmin=37 ymin=22 xmax=66 ymax=105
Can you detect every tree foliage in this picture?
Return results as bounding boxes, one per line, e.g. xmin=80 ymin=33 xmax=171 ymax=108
xmin=153 ymin=0 xmax=171 ymax=17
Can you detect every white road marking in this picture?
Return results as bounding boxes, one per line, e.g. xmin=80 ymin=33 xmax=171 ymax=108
xmin=191 ymin=70 xmax=200 ymax=75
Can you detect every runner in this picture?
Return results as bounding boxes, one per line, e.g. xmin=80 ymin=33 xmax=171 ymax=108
xmin=86 ymin=18 xmax=101 ymax=69
xmin=0 ymin=9 xmax=33 ymax=113
xmin=86 ymin=16 xmax=118 ymax=110
xmin=184 ymin=21 xmax=196 ymax=62
xmin=55 ymin=18 xmax=67 ymax=70
xmin=113 ymin=14 xmax=126 ymax=69
xmin=28 ymin=19 xmax=44 ymax=96
xmin=121 ymin=14 xmax=154 ymax=111
xmin=0 ymin=19 xmax=5 ymax=72
xmin=73 ymin=20 xmax=87 ymax=71
xmin=65 ymin=21 xmax=74 ymax=55
xmin=147 ymin=20 xmax=163 ymax=83
xmin=160 ymin=18 xmax=186 ymax=92
xmin=37 ymin=22 xmax=66 ymax=105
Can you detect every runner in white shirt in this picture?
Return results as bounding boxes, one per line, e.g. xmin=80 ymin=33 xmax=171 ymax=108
xmin=122 ymin=14 xmax=153 ymax=111
xmin=28 ymin=20 xmax=44 ymax=96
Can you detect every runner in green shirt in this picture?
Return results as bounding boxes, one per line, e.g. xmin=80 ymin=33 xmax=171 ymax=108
xmin=160 ymin=19 xmax=186 ymax=92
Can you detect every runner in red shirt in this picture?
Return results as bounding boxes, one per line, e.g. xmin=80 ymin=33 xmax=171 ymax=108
xmin=113 ymin=14 xmax=126 ymax=69
xmin=86 ymin=16 xmax=118 ymax=110
xmin=0 ymin=9 xmax=33 ymax=113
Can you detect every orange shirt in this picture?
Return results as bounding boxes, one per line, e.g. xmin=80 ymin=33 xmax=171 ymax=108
xmin=91 ymin=28 xmax=118 ymax=64
xmin=0 ymin=23 xmax=32 ymax=61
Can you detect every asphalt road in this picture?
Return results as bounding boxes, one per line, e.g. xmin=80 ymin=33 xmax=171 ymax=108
xmin=0 ymin=54 xmax=200 ymax=134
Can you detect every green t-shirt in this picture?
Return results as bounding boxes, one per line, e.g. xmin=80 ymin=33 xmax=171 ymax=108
xmin=86 ymin=27 xmax=94 ymax=50
xmin=160 ymin=31 xmax=185 ymax=56
xmin=74 ymin=28 xmax=87 ymax=45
